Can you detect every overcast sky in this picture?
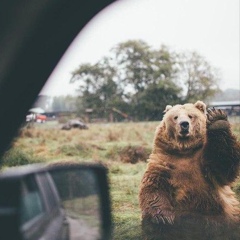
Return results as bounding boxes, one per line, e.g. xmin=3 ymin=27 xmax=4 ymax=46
xmin=41 ymin=0 xmax=239 ymax=96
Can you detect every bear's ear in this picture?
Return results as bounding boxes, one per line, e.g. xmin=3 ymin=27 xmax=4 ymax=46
xmin=163 ymin=105 xmax=173 ymax=113
xmin=194 ymin=101 xmax=206 ymax=114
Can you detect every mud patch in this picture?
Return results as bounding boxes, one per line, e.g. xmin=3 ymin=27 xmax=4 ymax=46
xmin=119 ymin=145 xmax=150 ymax=164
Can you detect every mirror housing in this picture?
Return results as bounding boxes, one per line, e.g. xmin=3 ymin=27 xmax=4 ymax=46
xmin=0 ymin=163 xmax=112 ymax=240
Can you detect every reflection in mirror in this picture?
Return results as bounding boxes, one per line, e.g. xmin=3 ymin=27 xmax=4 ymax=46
xmin=20 ymin=175 xmax=45 ymax=226
xmin=50 ymin=169 xmax=101 ymax=240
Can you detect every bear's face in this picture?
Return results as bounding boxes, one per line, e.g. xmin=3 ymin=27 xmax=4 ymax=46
xmin=154 ymin=101 xmax=207 ymax=154
xmin=164 ymin=102 xmax=207 ymax=140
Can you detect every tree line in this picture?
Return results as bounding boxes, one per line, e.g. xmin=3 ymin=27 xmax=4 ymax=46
xmin=55 ymin=40 xmax=220 ymax=121
xmin=70 ymin=40 xmax=219 ymax=121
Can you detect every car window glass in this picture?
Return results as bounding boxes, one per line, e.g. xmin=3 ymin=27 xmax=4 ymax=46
xmin=20 ymin=175 xmax=44 ymax=225
xmin=36 ymin=172 xmax=59 ymax=210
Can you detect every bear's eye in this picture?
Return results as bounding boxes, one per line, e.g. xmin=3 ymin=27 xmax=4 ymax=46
xmin=174 ymin=116 xmax=178 ymax=120
xmin=188 ymin=115 xmax=193 ymax=119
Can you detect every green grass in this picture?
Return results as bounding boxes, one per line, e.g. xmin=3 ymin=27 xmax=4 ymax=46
xmin=1 ymin=117 xmax=240 ymax=239
xmin=110 ymin=162 xmax=146 ymax=239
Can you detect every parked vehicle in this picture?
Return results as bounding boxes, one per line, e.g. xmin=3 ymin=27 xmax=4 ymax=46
xmin=26 ymin=114 xmax=47 ymax=123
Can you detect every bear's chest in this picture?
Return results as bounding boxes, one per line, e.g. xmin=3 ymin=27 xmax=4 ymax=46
xmin=170 ymin=158 xmax=204 ymax=187
xmin=169 ymin=158 xmax=216 ymax=205
xmin=165 ymin=158 xmax=224 ymax=213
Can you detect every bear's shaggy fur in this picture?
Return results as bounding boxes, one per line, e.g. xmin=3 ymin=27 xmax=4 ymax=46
xmin=139 ymin=101 xmax=240 ymax=240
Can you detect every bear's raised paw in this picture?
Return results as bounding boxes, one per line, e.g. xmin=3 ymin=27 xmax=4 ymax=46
xmin=207 ymin=108 xmax=229 ymax=130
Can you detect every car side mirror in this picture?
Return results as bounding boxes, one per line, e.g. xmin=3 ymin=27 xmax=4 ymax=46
xmin=0 ymin=163 xmax=112 ymax=240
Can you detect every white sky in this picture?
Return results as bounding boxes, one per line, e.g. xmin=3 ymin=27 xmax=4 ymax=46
xmin=41 ymin=0 xmax=240 ymax=96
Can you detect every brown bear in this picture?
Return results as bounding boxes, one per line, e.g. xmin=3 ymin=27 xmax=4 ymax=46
xmin=139 ymin=101 xmax=240 ymax=240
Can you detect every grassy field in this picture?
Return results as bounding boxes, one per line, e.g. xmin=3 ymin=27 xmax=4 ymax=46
xmin=1 ymin=118 xmax=240 ymax=239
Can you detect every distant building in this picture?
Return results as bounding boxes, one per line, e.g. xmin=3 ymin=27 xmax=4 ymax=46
xmin=208 ymin=100 xmax=240 ymax=116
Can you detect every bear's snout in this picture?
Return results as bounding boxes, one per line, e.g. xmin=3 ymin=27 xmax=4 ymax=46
xmin=179 ymin=121 xmax=190 ymax=136
xmin=180 ymin=121 xmax=189 ymax=131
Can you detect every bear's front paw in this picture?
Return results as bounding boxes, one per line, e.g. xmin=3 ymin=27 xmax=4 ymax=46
xmin=151 ymin=209 xmax=175 ymax=225
xmin=207 ymin=108 xmax=229 ymax=131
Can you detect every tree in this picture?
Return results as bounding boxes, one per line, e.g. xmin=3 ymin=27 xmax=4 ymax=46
xmin=113 ymin=40 xmax=152 ymax=93
xmin=177 ymin=51 xmax=220 ymax=102
xmin=112 ymin=41 xmax=176 ymax=92
xmin=70 ymin=40 xmax=220 ymax=121
xmin=137 ymin=81 xmax=182 ymax=121
xmin=71 ymin=58 xmax=125 ymax=118
xmin=112 ymin=40 xmax=179 ymax=119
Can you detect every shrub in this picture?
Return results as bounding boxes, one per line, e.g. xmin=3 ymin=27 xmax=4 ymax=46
xmin=2 ymin=148 xmax=44 ymax=167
